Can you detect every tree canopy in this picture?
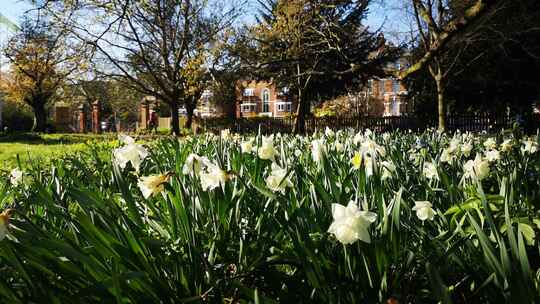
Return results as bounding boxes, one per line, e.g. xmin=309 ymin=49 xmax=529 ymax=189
xmin=241 ymin=0 xmax=398 ymax=133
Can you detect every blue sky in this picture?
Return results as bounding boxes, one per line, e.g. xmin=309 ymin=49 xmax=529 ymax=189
xmin=2 ymin=0 xmax=398 ymax=28
xmin=2 ymin=0 xmax=33 ymax=24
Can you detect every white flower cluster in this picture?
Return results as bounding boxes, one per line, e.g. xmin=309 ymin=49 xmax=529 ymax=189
xmin=113 ymin=135 xmax=149 ymax=172
xmin=101 ymin=129 xmax=539 ymax=248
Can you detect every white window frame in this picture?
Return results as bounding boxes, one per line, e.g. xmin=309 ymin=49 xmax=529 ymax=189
xmin=379 ymin=79 xmax=385 ymax=95
xmin=243 ymin=88 xmax=254 ymax=97
xmin=261 ymin=89 xmax=270 ymax=113
xmin=392 ymin=79 xmax=401 ymax=93
xmin=241 ymin=103 xmax=256 ymax=113
xmin=275 ymin=101 xmax=292 ymax=112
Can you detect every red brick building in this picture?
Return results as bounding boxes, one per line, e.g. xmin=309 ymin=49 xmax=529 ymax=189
xmin=364 ymin=76 xmax=409 ymax=116
xmin=236 ymin=80 xmax=296 ymax=118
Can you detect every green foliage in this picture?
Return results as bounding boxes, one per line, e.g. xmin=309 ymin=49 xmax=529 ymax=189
xmin=0 ymin=129 xmax=539 ymax=303
xmin=0 ymin=100 xmax=34 ymax=131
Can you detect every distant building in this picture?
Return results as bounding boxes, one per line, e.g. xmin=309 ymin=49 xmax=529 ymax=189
xmin=195 ymin=90 xmax=215 ymax=118
xmin=363 ymin=76 xmax=409 ymax=117
xmin=317 ymin=59 xmax=410 ymax=117
xmin=235 ymin=80 xmax=296 ymax=118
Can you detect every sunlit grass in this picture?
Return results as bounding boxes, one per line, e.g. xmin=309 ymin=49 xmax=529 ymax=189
xmin=0 ymin=133 xmax=116 ymax=167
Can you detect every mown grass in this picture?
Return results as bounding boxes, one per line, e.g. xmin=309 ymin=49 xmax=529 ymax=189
xmin=0 ymin=133 xmax=117 ymax=168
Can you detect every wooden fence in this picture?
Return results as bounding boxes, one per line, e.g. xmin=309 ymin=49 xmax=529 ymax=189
xmin=201 ymin=113 xmax=515 ymax=134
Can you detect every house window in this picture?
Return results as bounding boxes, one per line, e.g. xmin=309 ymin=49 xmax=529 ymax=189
xmin=262 ymin=89 xmax=270 ymax=112
xmin=379 ymin=79 xmax=385 ymax=95
xmin=392 ymin=79 xmax=401 ymax=93
xmin=241 ymin=103 xmax=256 ymax=113
xmin=243 ymin=88 xmax=254 ymax=96
xmin=367 ymin=79 xmax=373 ymax=94
xmin=276 ymin=102 xmax=292 ymax=112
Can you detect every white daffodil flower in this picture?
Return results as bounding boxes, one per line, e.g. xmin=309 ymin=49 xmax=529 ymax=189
xmin=328 ymin=201 xmax=377 ymax=245
xmin=325 ymin=127 xmax=335 ymax=138
xmin=182 ymin=153 xmax=210 ymax=176
xmin=483 ymin=137 xmax=497 ymax=150
xmin=501 ymin=139 xmax=513 ymax=152
xmin=448 ymin=138 xmax=461 ymax=154
xmin=463 ymin=154 xmax=490 ymax=180
xmin=353 ymin=131 xmax=364 ymax=145
xmin=380 ymin=160 xmax=395 ymax=180
xmin=423 ymin=162 xmax=438 ymax=180
xmin=521 ymin=139 xmax=538 ymax=154
xmin=364 ymin=129 xmax=373 ymax=137
xmin=113 ymin=140 xmax=149 ymax=172
xmin=334 ymin=141 xmax=344 ymax=152
xmin=412 ymin=201 xmax=435 ymax=221
xmin=200 ymin=162 xmax=230 ymax=191
xmin=258 ymin=135 xmax=277 ymax=160
xmin=266 ymin=163 xmax=293 ymax=193
xmin=221 ymin=129 xmax=231 ymax=139
xmin=311 ymin=139 xmax=326 ymax=165
xmin=461 ymin=142 xmax=473 ymax=157
xmin=10 ymin=168 xmax=23 ymax=186
xmin=440 ymin=148 xmax=454 ymax=164
xmin=485 ymin=149 xmax=500 ymax=163
xmin=138 ymin=173 xmax=169 ymax=199
xmin=364 ymin=155 xmax=374 ymax=177
xmin=241 ymin=138 xmax=255 ymax=154
xmin=118 ymin=134 xmax=135 ymax=145
xmin=360 ymin=138 xmax=385 ymax=157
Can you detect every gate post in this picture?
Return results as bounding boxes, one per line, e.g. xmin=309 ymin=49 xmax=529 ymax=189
xmin=78 ymin=105 xmax=86 ymax=133
xmin=92 ymin=100 xmax=101 ymax=133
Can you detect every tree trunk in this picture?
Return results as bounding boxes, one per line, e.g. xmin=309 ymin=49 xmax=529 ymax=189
xmin=185 ymin=100 xmax=195 ymax=130
xmin=170 ymin=101 xmax=180 ymax=136
xmin=293 ymin=90 xmax=306 ymax=134
xmin=435 ymin=74 xmax=447 ymax=132
xmin=32 ymin=103 xmax=47 ymax=132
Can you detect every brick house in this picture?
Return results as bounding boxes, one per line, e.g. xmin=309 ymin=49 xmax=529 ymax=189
xmin=364 ymin=76 xmax=409 ymax=116
xmin=236 ymin=80 xmax=296 ymax=118
xmin=314 ymin=75 xmax=409 ymax=117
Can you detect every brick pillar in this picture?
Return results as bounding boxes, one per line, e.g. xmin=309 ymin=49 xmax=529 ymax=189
xmin=92 ymin=100 xmax=101 ymax=133
xmin=78 ymin=105 xmax=86 ymax=133
xmin=140 ymin=100 xmax=149 ymax=129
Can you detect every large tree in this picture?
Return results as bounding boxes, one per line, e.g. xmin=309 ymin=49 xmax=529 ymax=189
xmin=397 ymin=0 xmax=502 ymax=130
xmin=243 ymin=0 xmax=397 ymax=133
xmin=43 ymin=0 xmax=242 ymax=135
xmin=208 ymin=28 xmax=250 ymax=120
xmin=399 ymin=0 xmax=540 ymax=129
xmin=1 ymin=17 xmax=84 ymax=132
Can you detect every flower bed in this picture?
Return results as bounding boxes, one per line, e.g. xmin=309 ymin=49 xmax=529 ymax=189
xmin=1 ymin=128 xmax=539 ymax=302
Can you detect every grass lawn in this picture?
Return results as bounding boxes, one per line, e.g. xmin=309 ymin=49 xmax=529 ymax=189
xmin=0 ymin=133 xmax=117 ymax=168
